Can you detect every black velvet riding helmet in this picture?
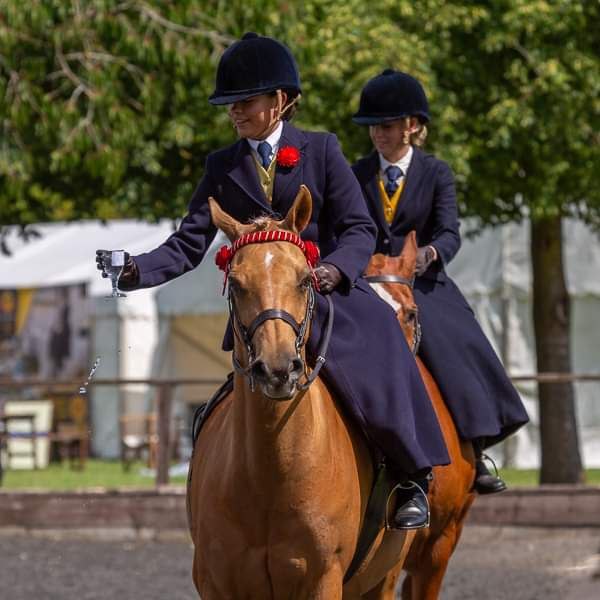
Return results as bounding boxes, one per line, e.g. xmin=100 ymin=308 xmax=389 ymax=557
xmin=353 ymin=69 xmax=430 ymax=125
xmin=209 ymin=32 xmax=301 ymax=105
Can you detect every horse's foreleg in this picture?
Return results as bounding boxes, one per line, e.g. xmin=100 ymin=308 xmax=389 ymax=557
xmin=311 ymin=564 xmax=345 ymax=599
xmin=402 ymin=528 xmax=458 ymax=600
xmin=360 ymin=562 xmax=403 ymax=600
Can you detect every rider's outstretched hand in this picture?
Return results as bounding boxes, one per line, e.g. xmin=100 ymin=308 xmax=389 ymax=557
xmin=95 ymin=250 xmax=139 ymax=290
xmin=314 ymin=262 xmax=342 ymax=294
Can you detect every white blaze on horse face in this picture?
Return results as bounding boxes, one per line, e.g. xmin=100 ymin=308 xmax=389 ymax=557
xmin=264 ymin=251 xmax=274 ymax=268
xmin=369 ymin=282 xmax=401 ymax=313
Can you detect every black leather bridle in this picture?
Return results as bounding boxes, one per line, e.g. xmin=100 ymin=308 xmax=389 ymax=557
xmin=364 ymin=273 xmax=422 ymax=355
xmin=228 ymin=282 xmax=334 ymax=394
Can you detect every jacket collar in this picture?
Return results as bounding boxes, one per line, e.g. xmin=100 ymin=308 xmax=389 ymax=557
xmin=227 ymin=138 xmax=272 ymax=213
xmin=226 ymin=121 xmax=308 ymax=216
xmin=272 ymin=122 xmax=307 ymax=216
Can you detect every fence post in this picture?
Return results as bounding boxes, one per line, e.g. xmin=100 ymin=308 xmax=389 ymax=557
xmin=156 ymin=383 xmax=173 ymax=486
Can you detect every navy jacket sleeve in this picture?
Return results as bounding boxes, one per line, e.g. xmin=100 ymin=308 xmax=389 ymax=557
xmin=133 ymin=158 xmax=218 ymax=288
xmin=429 ymin=160 xmax=461 ymax=266
xmin=320 ymin=134 xmax=377 ymax=285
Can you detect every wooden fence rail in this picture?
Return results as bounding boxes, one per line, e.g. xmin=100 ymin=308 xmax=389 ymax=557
xmin=1 ymin=374 xmax=599 ymax=486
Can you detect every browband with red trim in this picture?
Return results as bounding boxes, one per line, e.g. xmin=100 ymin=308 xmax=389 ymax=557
xmin=215 ymin=230 xmax=320 ymax=293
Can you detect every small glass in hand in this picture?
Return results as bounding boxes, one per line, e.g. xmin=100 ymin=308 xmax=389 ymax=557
xmin=97 ymin=250 xmax=127 ymax=298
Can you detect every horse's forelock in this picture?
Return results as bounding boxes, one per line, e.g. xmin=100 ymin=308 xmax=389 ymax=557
xmin=246 ymin=216 xmax=284 ymax=232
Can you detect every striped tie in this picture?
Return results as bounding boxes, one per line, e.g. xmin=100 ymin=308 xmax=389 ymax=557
xmin=257 ymin=141 xmax=272 ymax=169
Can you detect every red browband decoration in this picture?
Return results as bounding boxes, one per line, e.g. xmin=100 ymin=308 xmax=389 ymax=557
xmin=215 ymin=230 xmax=320 ymax=294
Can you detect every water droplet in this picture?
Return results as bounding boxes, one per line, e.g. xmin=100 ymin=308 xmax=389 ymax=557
xmin=79 ymin=357 xmax=101 ymax=395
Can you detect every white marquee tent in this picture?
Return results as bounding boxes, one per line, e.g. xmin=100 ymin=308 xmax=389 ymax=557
xmin=447 ymin=219 xmax=600 ymax=468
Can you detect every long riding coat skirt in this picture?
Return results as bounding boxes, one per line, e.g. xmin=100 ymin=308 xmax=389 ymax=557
xmin=352 ymin=148 xmax=529 ymax=448
xmin=131 ymin=122 xmax=449 ymax=474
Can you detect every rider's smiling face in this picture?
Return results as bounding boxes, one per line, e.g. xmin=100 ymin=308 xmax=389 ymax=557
xmin=228 ymin=92 xmax=287 ymax=140
xmin=369 ymin=117 xmax=420 ymax=162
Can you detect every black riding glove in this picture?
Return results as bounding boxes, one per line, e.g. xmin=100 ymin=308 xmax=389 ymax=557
xmin=95 ymin=250 xmax=139 ymax=290
xmin=313 ymin=263 xmax=342 ymax=294
xmin=415 ymin=246 xmax=436 ymax=276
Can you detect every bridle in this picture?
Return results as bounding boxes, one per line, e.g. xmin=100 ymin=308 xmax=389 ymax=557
xmin=216 ymin=230 xmax=334 ymax=394
xmin=363 ymin=273 xmax=422 ymax=355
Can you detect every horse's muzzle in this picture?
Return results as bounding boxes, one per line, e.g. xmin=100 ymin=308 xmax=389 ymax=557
xmin=251 ymin=356 xmax=304 ymax=400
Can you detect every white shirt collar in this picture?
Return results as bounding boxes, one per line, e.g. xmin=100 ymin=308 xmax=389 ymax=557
xmin=247 ymin=121 xmax=284 ymax=157
xmin=379 ymin=146 xmax=414 ymax=181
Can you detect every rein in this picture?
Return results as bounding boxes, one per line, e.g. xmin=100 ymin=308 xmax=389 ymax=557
xmin=216 ymin=230 xmax=334 ymax=394
xmin=363 ymin=273 xmax=422 ymax=355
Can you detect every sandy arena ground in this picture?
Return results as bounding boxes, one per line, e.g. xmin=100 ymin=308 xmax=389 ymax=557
xmin=1 ymin=525 xmax=598 ymax=599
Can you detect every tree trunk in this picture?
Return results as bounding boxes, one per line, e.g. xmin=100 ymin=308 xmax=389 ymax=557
xmin=531 ymin=215 xmax=583 ymax=484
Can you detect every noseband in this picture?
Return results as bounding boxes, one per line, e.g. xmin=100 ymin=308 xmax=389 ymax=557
xmin=364 ymin=273 xmax=422 ymax=355
xmin=216 ymin=230 xmax=334 ymax=394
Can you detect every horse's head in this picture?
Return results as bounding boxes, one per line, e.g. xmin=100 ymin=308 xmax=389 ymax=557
xmin=209 ymin=186 xmax=316 ymax=399
xmin=365 ymin=232 xmax=421 ymax=353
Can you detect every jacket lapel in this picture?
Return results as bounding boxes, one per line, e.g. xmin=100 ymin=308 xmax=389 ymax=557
xmin=226 ymin=139 xmax=273 ymax=213
xmin=391 ymin=147 xmax=425 ymax=229
xmin=362 ymin=151 xmax=391 ymax=238
xmin=272 ymin=122 xmax=307 ymax=216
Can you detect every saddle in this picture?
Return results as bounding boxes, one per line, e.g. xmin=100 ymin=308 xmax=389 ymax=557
xmin=190 ymin=372 xmax=394 ymax=583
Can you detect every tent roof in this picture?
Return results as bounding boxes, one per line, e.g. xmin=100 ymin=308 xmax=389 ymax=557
xmin=0 ymin=220 xmax=227 ymax=316
xmin=0 ymin=220 xmax=174 ymax=296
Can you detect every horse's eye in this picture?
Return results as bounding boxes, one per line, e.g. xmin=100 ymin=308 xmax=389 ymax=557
xmin=228 ymin=278 xmax=244 ymax=295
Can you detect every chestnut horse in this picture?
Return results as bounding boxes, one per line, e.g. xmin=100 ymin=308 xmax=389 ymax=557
xmin=365 ymin=233 xmax=476 ymax=598
xmin=188 ymin=187 xmax=473 ymax=598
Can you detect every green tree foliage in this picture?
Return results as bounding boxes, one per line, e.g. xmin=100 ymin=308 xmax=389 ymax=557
xmin=412 ymin=0 xmax=599 ymax=226
xmin=0 ymin=0 xmax=435 ymax=225
xmin=0 ymin=0 xmax=255 ymax=224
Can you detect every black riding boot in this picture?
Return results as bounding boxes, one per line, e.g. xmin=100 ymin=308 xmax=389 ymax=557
xmin=473 ymin=441 xmax=507 ymax=495
xmin=391 ymin=474 xmax=430 ymax=530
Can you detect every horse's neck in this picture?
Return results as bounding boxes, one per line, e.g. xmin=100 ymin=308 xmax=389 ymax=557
xmin=231 ymin=375 xmax=329 ymax=482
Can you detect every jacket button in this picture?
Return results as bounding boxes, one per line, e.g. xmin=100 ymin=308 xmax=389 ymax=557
xmin=383 ymin=239 xmax=390 ymax=245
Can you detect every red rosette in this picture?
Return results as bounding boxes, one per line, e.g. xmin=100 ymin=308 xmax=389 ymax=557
xmin=215 ymin=245 xmax=233 ymax=272
xmin=276 ymin=146 xmax=300 ymax=168
xmin=303 ymin=241 xmax=320 ymax=268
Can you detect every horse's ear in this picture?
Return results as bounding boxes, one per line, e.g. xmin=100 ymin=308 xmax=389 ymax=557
xmin=282 ymin=185 xmax=313 ymax=233
xmin=209 ymin=197 xmax=243 ymax=242
xmin=399 ymin=231 xmax=418 ymax=276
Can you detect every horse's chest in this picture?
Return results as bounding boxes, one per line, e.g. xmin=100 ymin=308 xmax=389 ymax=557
xmin=196 ymin=500 xmax=341 ymax=596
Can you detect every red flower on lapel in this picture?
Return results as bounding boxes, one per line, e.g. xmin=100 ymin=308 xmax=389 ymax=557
xmin=276 ymin=146 xmax=300 ymax=168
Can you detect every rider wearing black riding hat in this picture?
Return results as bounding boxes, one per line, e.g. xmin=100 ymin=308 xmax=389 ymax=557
xmin=352 ymin=69 xmax=530 ymax=496
xmin=98 ymin=36 xmax=451 ymax=530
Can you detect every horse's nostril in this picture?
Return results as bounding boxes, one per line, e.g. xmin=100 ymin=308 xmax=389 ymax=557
xmin=290 ymin=358 xmax=304 ymax=376
xmin=251 ymin=360 xmax=268 ymax=380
